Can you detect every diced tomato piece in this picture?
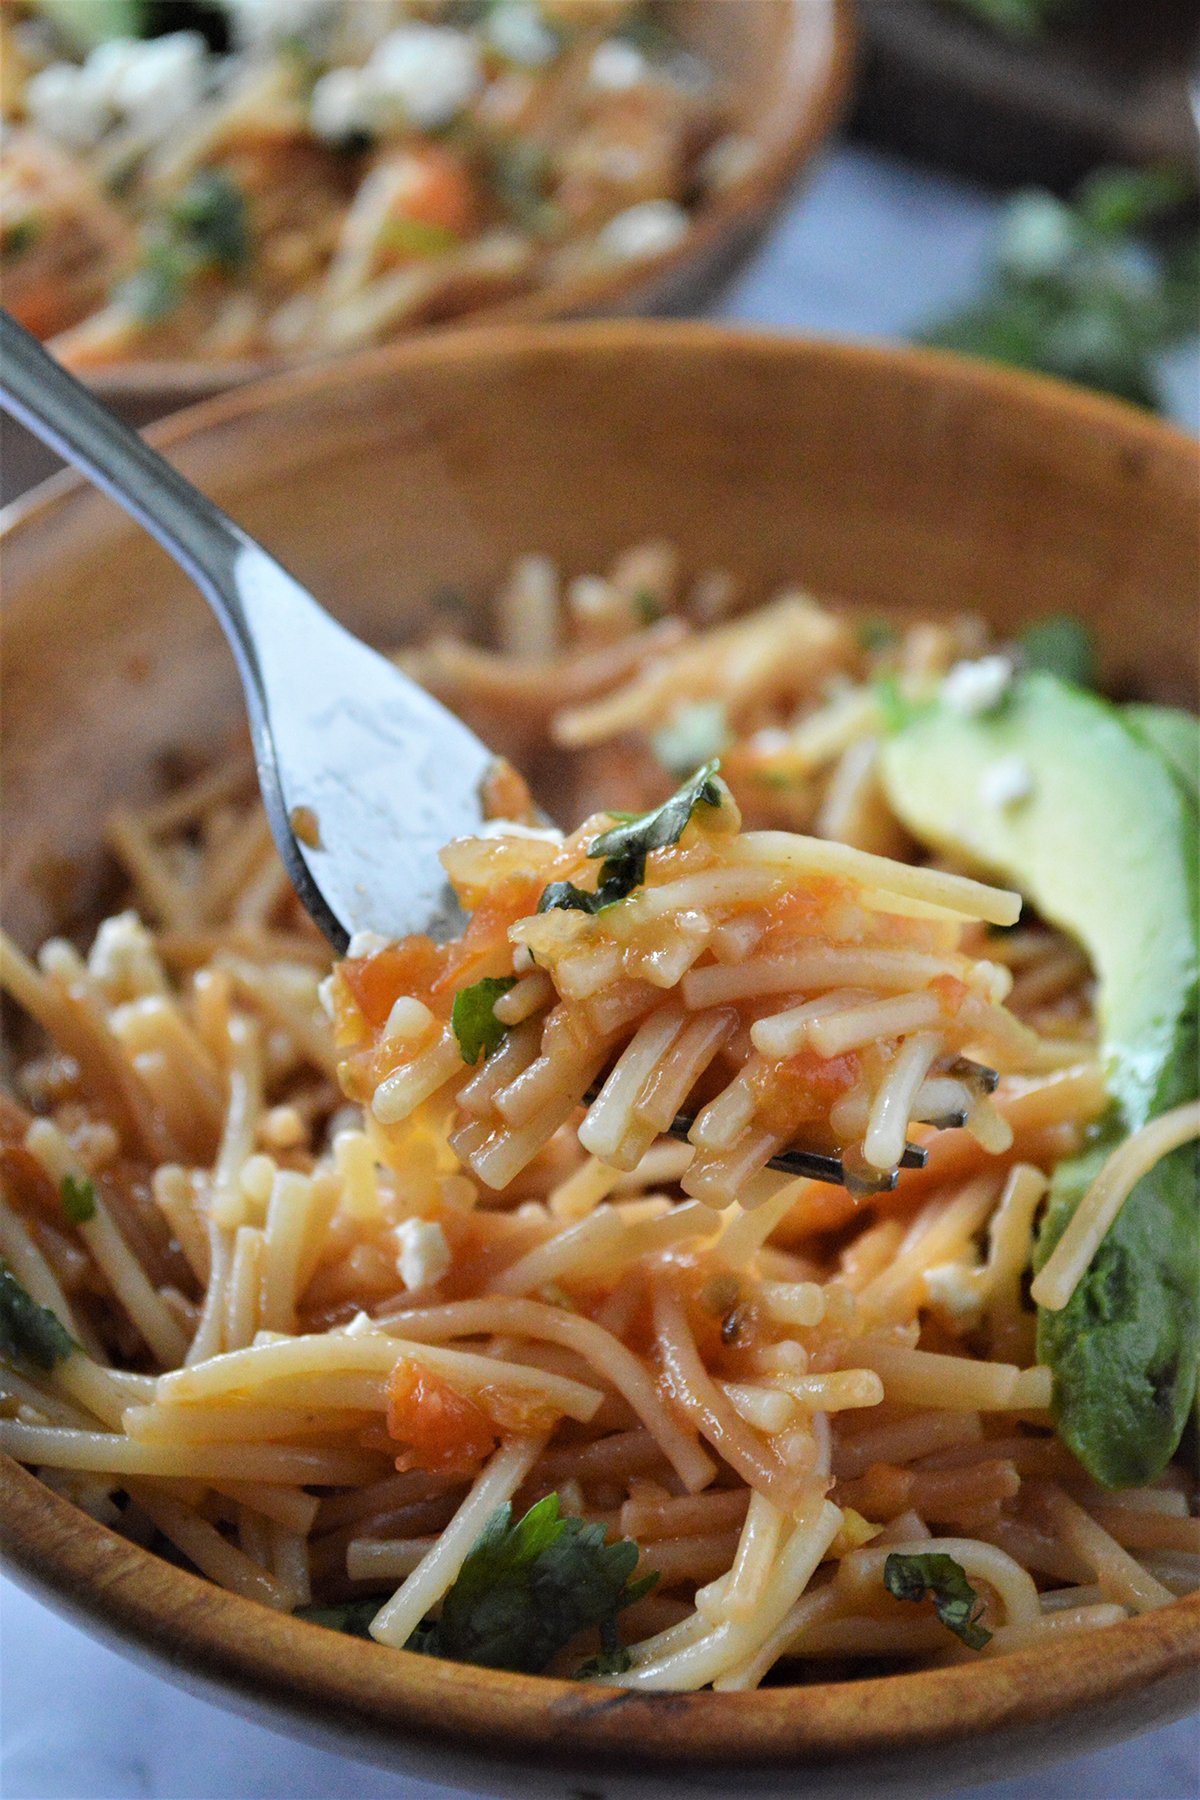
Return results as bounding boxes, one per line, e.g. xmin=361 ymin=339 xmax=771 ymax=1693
xmin=931 ymin=973 xmax=969 ymax=1015
xmin=339 ymin=938 xmax=450 ymax=1030
xmin=751 ymin=1047 xmax=859 ymax=1134
xmin=386 ymin=1361 xmax=496 ymax=1477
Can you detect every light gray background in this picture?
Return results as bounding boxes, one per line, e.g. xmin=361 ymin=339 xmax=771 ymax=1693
xmin=1 ymin=142 xmax=1197 ymax=1800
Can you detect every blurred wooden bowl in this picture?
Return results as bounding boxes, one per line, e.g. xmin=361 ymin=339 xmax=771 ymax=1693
xmin=8 ymin=3 xmax=851 ymax=449
xmin=1 ymin=323 xmax=1197 ymax=1796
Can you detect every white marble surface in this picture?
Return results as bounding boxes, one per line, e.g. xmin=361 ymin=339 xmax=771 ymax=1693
xmin=2 ymin=142 xmax=1197 ymax=1800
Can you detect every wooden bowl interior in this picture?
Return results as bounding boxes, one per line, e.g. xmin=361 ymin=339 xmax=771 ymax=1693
xmin=69 ymin=0 xmax=852 ymax=412
xmin=1 ymin=324 xmax=1198 ymax=1792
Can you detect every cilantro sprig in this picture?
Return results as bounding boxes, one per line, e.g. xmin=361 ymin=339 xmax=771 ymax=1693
xmin=883 ymin=1551 xmax=992 ymax=1650
xmin=119 ymin=169 xmax=250 ymax=324
xmin=295 ymin=1598 xmax=380 ymax=1638
xmin=538 ymin=761 xmax=726 ymax=917
xmin=0 ymin=1262 xmax=75 ymax=1372
xmin=452 ymin=975 xmax=517 ymax=1065
xmin=408 ymin=1493 xmax=655 ymax=1674
xmin=61 ymin=1174 xmax=97 ymax=1226
xmin=922 ymin=166 xmax=1199 ymax=412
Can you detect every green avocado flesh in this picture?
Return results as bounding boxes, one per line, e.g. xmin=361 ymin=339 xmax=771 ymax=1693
xmin=1123 ymin=704 xmax=1200 ymax=811
xmin=881 ymin=672 xmax=1199 ymax=1487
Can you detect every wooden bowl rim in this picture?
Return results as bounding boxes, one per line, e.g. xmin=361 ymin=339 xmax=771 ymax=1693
xmin=2 ymin=319 xmax=1199 ymax=1774
xmin=6 ymin=317 xmax=1199 ymax=546
xmin=3 ymin=1457 xmax=1198 ymax=1771
xmin=48 ymin=0 xmax=855 ymax=406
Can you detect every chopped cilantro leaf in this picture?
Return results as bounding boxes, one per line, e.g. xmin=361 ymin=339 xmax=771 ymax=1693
xmin=61 ymin=1174 xmax=97 ymax=1225
xmin=118 ymin=240 xmax=189 ymax=324
xmin=537 ymin=762 xmax=727 ymax=916
xmin=1019 ymin=615 xmax=1095 ymax=688
xmin=587 ymin=760 xmax=725 ymax=866
xmin=883 ymin=1551 xmax=992 ymax=1650
xmin=633 ymin=587 xmax=663 ymax=625
xmin=407 ymin=1492 xmax=655 ymax=1674
xmin=452 ymin=975 xmax=517 ymax=1064
xmin=920 ymin=167 xmax=1199 ymax=413
xmin=0 ymin=1262 xmax=75 ymax=1372
xmin=168 ymin=170 xmax=251 ymax=274
xmin=857 ymin=618 xmax=900 ymax=654
xmin=2 ymin=216 xmax=42 ymax=259
xmin=295 ymin=1598 xmax=379 ymax=1637
xmin=874 ymin=674 xmax=923 ymax=733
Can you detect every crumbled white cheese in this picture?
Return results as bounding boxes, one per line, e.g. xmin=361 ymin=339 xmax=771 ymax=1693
xmin=979 ymin=754 xmax=1035 ymax=811
xmin=346 ymin=930 xmax=392 ymax=959
xmin=368 ymin=24 xmax=483 ymax=130
xmin=317 ymin=973 xmax=337 ymax=1019
xmin=486 ymin=2 xmax=559 ymax=69
xmin=87 ymin=910 xmax=165 ymax=1002
xmin=383 ymin=996 xmax=436 ymax=1043
xmin=342 ymin=1308 xmax=378 ymax=1337
xmin=311 ymin=23 xmax=482 ymax=141
xmin=924 ymin=1261 xmax=986 ymax=1326
xmin=394 ymin=1217 xmax=451 ymax=1292
xmin=475 ymin=819 xmax=564 ymax=843
xmin=940 ymin=654 xmax=1014 ymax=717
xmin=596 ymin=199 xmax=690 ymax=262
xmin=24 ymin=63 xmax=111 ymax=149
xmin=589 ymin=37 xmax=648 ymax=92
xmin=222 ymin=0 xmax=335 ymax=48
xmin=309 ymin=65 xmax=371 ymax=143
xmin=747 ymin=727 xmax=793 ymax=755
xmin=26 ymin=33 xmax=208 ymax=149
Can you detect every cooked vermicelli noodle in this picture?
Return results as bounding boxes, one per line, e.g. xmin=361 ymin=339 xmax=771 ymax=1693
xmin=1 ymin=545 xmax=1195 ymax=1689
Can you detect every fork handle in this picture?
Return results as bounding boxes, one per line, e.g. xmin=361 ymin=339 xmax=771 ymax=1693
xmin=0 ymin=310 xmax=256 ymax=665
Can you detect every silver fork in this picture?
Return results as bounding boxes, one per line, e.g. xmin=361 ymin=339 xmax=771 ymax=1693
xmin=0 ymin=312 xmax=985 ymax=1194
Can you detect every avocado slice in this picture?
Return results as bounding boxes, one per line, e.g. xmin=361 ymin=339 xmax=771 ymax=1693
xmin=880 ymin=671 xmax=1199 ymax=1486
xmin=1123 ymin=704 xmax=1200 ymax=811
xmin=31 ymin=0 xmax=148 ymax=53
xmin=881 ymin=673 xmax=1197 ymax=1127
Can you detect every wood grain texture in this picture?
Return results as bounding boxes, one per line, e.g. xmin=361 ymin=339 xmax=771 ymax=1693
xmin=1 ymin=323 xmax=1197 ymax=1793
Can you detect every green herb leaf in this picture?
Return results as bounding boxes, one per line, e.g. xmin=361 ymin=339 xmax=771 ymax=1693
xmin=452 ymin=975 xmax=517 ymax=1064
xmin=295 ymin=1598 xmax=380 ymax=1638
xmin=0 ymin=1261 xmax=75 ymax=1372
xmin=941 ymin=0 xmax=1078 ymax=39
xmin=61 ymin=1174 xmax=97 ymax=1225
xmin=117 ymin=240 xmax=189 ymax=324
xmin=587 ymin=760 xmax=725 ymax=866
xmin=920 ymin=165 xmax=1198 ymax=413
xmin=1 ymin=216 xmax=43 ymax=260
xmin=407 ymin=1492 xmax=655 ymax=1674
xmin=168 ymin=170 xmax=251 ymax=274
xmin=857 ymin=618 xmax=901 ymax=654
xmin=883 ymin=1551 xmax=992 ymax=1649
xmin=1077 ymin=167 xmax=1192 ymax=240
xmin=1019 ymin=615 xmax=1096 ymax=688
xmin=538 ymin=761 xmax=727 ymax=916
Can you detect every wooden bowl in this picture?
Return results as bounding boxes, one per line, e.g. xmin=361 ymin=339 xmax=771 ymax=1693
xmin=2 ymin=324 xmax=1197 ymax=1796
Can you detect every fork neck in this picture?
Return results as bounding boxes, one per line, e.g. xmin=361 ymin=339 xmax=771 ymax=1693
xmin=1 ymin=310 xmax=248 ymax=627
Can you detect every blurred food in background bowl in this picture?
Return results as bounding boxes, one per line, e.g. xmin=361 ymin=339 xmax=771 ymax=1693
xmin=1 ymin=0 xmax=851 ymax=392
